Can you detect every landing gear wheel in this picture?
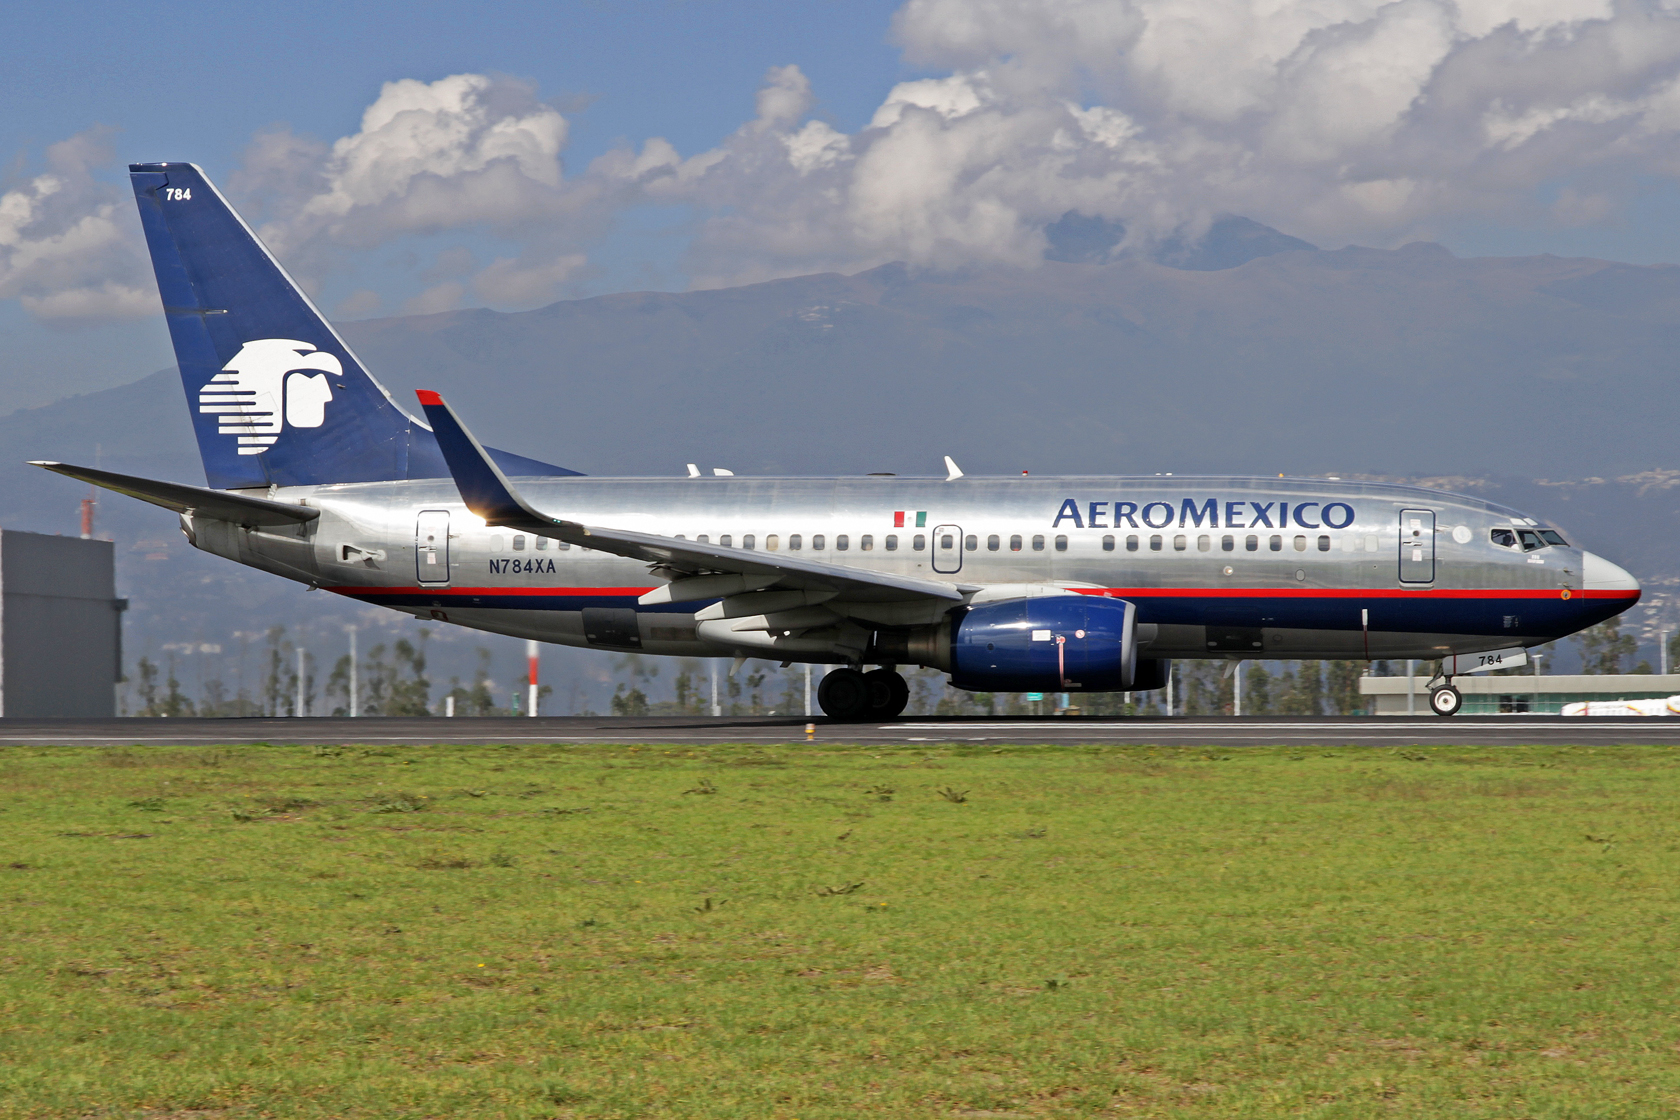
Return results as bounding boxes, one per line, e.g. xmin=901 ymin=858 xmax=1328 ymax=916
xmin=1430 ymin=685 xmax=1463 ymax=717
xmin=817 ymin=668 xmax=871 ymax=721
xmin=863 ymin=669 xmax=910 ymax=720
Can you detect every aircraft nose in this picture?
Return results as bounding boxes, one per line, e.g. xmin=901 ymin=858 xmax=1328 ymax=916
xmin=1582 ymin=552 xmax=1640 ymax=592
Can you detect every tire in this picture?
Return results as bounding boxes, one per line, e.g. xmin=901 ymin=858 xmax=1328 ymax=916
xmin=817 ymin=668 xmax=871 ymax=721
xmin=863 ymin=669 xmax=910 ymax=720
xmin=1429 ymin=685 xmax=1462 ymax=717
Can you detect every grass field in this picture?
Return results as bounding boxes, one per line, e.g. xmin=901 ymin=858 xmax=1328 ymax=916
xmin=2 ymin=740 xmax=1678 ymax=1118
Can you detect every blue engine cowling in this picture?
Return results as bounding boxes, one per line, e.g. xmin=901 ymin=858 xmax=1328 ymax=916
xmin=949 ymin=595 xmax=1153 ymax=693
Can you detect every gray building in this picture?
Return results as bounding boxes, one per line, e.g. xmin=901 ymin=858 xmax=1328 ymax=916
xmin=0 ymin=531 xmax=123 ymax=716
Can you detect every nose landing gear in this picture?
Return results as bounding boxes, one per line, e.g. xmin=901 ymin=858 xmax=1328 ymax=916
xmin=1423 ymin=663 xmax=1464 ymax=717
xmin=817 ymin=667 xmax=910 ymax=721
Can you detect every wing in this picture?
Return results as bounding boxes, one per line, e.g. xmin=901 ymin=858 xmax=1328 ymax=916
xmin=31 ymin=461 xmax=319 ymax=527
xmin=414 ymin=391 xmax=974 ymax=613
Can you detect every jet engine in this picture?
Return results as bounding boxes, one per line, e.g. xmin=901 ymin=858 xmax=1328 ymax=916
xmin=874 ymin=595 xmax=1168 ymax=693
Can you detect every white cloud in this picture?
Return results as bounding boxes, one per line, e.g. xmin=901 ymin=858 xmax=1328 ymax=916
xmin=754 ymin=65 xmax=815 ymax=132
xmin=783 ymin=121 xmax=851 ymax=175
xmin=19 ymin=5 xmax=1680 ymax=325
xmin=0 ymin=129 xmax=152 ymax=322
xmin=401 ymin=282 xmax=466 ymax=317
xmin=640 ymin=1 xmax=1680 ymax=285
xmin=869 ymin=74 xmax=989 ymax=129
xmin=471 ymin=253 xmax=588 ymax=307
xmin=232 ymin=72 xmax=608 ymax=314
xmin=1 ymin=74 xmax=599 ymax=324
xmin=247 ymin=73 xmax=575 ymax=258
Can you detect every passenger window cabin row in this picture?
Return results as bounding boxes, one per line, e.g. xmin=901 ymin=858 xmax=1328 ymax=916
xmin=494 ymin=530 xmax=1379 ymax=556
xmin=498 ymin=534 xmax=567 ymax=551
xmin=499 ymin=532 xmax=926 ymax=553
xmin=1116 ymin=533 xmax=1335 ymax=553
xmin=679 ymin=533 xmax=1067 ymax=552
xmin=681 ymin=533 xmax=923 ymax=551
xmin=496 ymin=529 xmax=1555 ymax=557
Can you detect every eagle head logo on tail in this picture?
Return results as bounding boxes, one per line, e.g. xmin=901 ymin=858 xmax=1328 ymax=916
xmin=198 ymin=339 xmax=339 ymax=455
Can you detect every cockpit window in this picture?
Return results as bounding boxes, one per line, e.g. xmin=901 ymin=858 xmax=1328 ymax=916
xmin=1495 ymin=525 xmax=1568 ymax=550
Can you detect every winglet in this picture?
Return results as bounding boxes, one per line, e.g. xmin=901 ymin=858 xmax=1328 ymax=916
xmin=415 ymin=391 xmax=550 ymax=529
xmin=944 ymin=455 xmax=964 ymax=481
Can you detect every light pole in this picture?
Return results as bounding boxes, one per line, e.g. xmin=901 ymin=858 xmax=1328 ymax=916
xmin=347 ymin=626 xmax=358 ymax=717
xmin=526 ymin=639 xmax=540 ymax=717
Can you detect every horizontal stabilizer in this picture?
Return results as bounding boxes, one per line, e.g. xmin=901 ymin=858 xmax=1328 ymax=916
xmin=31 ymin=462 xmax=319 ymax=527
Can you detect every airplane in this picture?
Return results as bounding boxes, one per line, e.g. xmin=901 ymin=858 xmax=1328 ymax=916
xmin=32 ymin=163 xmax=1642 ymax=720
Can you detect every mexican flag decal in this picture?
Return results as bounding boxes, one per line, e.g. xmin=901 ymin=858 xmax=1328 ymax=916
xmin=893 ymin=511 xmax=927 ymax=528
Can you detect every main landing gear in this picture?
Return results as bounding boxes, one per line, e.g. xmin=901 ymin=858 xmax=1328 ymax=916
xmin=817 ymin=667 xmax=910 ymax=722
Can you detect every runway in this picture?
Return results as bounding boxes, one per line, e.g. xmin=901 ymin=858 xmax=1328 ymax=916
xmin=4 ymin=715 xmax=1680 ymax=747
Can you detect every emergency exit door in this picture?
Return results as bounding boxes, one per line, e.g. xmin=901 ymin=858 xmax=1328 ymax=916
xmin=416 ymin=510 xmax=451 ymax=584
xmin=1398 ymin=509 xmax=1435 ymax=583
xmin=932 ymin=524 xmax=963 ymax=573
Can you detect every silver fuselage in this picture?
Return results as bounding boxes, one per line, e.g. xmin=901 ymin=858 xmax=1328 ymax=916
xmin=178 ymin=474 xmax=1639 ymax=674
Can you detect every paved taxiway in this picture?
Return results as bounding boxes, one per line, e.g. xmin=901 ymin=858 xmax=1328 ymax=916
xmin=3 ymin=715 xmax=1680 ymax=747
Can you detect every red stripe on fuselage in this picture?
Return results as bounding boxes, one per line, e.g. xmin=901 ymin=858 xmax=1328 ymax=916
xmin=1073 ymin=587 xmax=1637 ymax=601
xmin=327 ymin=586 xmax=658 ymax=597
xmin=325 ymin=584 xmax=1638 ymax=603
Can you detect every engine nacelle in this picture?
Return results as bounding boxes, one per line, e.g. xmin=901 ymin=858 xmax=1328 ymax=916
xmin=945 ymin=595 xmax=1153 ymax=693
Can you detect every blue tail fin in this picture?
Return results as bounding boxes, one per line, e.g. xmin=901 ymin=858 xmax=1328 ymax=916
xmin=128 ymin=162 xmax=577 ymax=489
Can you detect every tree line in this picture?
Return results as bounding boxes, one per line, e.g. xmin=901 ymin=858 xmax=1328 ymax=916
xmin=125 ymin=626 xmax=545 ymax=717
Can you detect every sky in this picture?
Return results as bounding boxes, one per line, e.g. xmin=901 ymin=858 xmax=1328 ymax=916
xmin=11 ymin=0 xmax=1680 ymax=410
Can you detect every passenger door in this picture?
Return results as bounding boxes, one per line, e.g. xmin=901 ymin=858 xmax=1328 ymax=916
xmin=416 ymin=509 xmax=451 ymax=584
xmin=932 ymin=523 xmax=962 ymax=574
xmin=1398 ymin=509 xmax=1435 ymax=584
